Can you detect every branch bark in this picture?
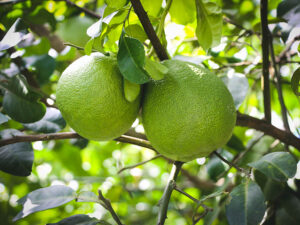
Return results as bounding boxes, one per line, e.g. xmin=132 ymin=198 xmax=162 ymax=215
xmin=1 ymin=113 xmax=300 ymax=151
xmin=157 ymin=161 xmax=183 ymax=225
xmin=260 ymin=0 xmax=271 ymax=122
xmin=130 ymin=0 xmax=169 ymax=61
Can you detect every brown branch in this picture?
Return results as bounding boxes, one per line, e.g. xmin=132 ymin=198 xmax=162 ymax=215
xmin=213 ymin=151 xmax=250 ymax=177
xmin=1 ymin=112 xmax=300 ymax=151
xmin=29 ymin=24 xmax=65 ymax=52
xmin=130 ymin=0 xmax=169 ymax=61
xmin=98 ymin=190 xmax=123 ymax=225
xmin=118 ymin=154 xmax=162 ymax=174
xmin=61 ymin=0 xmax=101 ymax=19
xmin=236 ymin=112 xmax=300 ymax=150
xmin=157 ymin=161 xmax=183 ymax=225
xmin=269 ymin=33 xmax=291 ymax=132
xmin=260 ymin=0 xmax=271 ymax=122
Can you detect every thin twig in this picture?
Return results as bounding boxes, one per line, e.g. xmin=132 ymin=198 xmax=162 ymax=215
xmin=277 ymin=35 xmax=300 ymax=63
xmin=118 ymin=154 xmax=162 ymax=174
xmin=61 ymin=0 xmax=101 ymax=19
xmin=98 ymin=190 xmax=123 ymax=225
xmin=130 ymin=0 xmax=169 ymax=61
xmin=213 ymin=151 xmax=250 ymax=177
xmin=174 ymin=185 xmax=198 ymax=203
xmin=269 ymin=33 xmax=291 ymax=133
xmin=260 ymin=0 xmax=271 ymax=122
xmin=157 ymin=161 xmax=183 ymax=225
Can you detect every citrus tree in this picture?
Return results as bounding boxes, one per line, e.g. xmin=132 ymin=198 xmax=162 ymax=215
xmin=0 ymin=0 xmax=300 ymax=225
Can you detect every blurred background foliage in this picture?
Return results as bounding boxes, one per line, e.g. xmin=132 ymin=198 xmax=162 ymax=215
xmin=0 ymin=0 xmax=300 ymax=225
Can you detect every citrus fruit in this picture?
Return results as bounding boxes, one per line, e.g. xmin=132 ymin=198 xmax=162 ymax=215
xmin=142 ymin=60 xmax=236 ymax=162
xmin=56 ymin=53 xmax=141 ymax=141
xmin=56 ymin=16 xmax=94 ymax=47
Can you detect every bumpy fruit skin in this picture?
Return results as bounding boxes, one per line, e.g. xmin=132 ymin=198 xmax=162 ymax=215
xmin=142 ymin=60 xmax=236 ymax=162
xmin=56 ymin=16 xmax=94 ymax=47
xmin=56 ymin=53 xmax=141 ymax=141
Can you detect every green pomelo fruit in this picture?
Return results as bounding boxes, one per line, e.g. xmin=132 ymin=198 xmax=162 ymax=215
xmin=56 ymin=16 xmax=94 ymax=47
xmin=142 ymin=60 xmax=236 ymax=162
xmin=56 ymin=53 xmax=141 ymax=141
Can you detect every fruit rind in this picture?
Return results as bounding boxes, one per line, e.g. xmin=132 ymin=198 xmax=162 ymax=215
xmin=56 ymin=53 xmax=141 ymax=141
xmin=142 ymin=60 xmax=236 ymax=162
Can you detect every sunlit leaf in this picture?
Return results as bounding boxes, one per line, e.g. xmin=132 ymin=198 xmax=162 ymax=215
xmin=248 ymin=152 xmax=297 ymax=182
xmin=125 ymin=24 xmax=148 ymax=42
xmin=195 ymin=0 xmax=223 ymax=50
xmin=13 ymin=185 xmax=76 ymax=221
xmin=226 ymin=180 xmax=266 ymax=225
xmin=0 ymin=18 xmax=28 ymax=51
xmin=144 ymin=58 xmax=168 ymax=80
xmin=0 ymin=129 xmax=34 ymax=177
xmin=169 ymin=0 xmax=196 ymax=25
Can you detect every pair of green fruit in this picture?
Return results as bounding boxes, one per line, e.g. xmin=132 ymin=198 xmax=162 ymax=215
xmin=56 ymin=53 xmax=236 ymax=162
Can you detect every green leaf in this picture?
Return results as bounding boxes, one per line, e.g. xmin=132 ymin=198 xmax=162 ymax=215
xmin=291 ymin=67 xmax=300 ymax=96
xmin=125 ymin=24 xmax=148 ymax=43
xmin=0 ymin=129 xmax=34 ymax=177
xmin=0 ymin=113 xmax=9 ymax=124
xmin=140 ymin=0 xmax=163 ymax=17
xmin=13 ymin=185 xmax=76 ymax=222
xmin=226 ymin=134 xmax=246 ymax=152
xmin=169 ymin=0 xmax=196 ymax=25
xmin=248 ymin=152 xmax=297 ymax=182
xmin=3 ymin=91 xmax=46 ymax=123
xmin=117 ymin=35 xmax=150 ymax=84
xmin=144 ymin=58 xmax=168 ymax=80
xmin=47 ymin=214 xmax=101 ymax=225
xmin=206 ymin=156 xmax=226 ymax=181
xmin=195 ymin=0 xmax=223 ymax=50
xmin=0 ymin=18 xmax=28 ymax=51
xmin=84 ymin=38 xmax=94 ymax=55
xmin=23 ymin=54 xmax=56 ymax=85
xmin=1 ymin=75 xmax=46 ymax=123
xmin=105 ymin=0 xmax=127 ymax=9
xmin=221 ymin=73 xmax=249 ymax=109
xmin=254 ymin=170 xmax=285 ymax=201
xmin=124 ymin=78 xmax=141 ymax=102
xmin=226 ymin=180 xmax=266 ymax=225
xmin=23 ymin=37 xmax=51 ymax=56
xmin=23 ymin=108 xmax=66 ymax=133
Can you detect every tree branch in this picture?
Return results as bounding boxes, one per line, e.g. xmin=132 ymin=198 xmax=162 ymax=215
xmin=213 ymin=151 xmax=250 ymax=177
xmin=260 ymin=0 xmax=271 ymax=122
xmin=157 ymin=161 xmax=183 ymax=225
xmin=130 ymin=0 xmax=169 ymax=61
xmin=269 ymin=33 xmax=291 ymax=132
xmin=118 ymin=154 xmax=162 ymax=174
xmin=236 ymin=112 xmax=300 ymax=149
xmin=98 ymin=190 xmax=123 ymax=225
xmin=1 ymin=113 xmax=300 ymax=151
xmin=60 ymin=0 xmax=101 ymax=19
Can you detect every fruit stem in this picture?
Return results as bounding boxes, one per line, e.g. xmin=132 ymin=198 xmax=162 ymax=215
xmin=157 ymin=161 xmax=184 ymax=225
